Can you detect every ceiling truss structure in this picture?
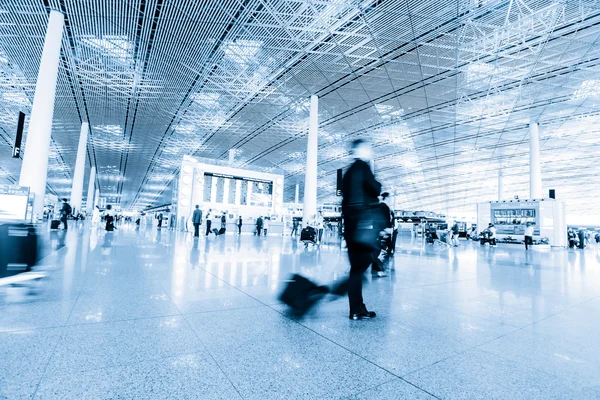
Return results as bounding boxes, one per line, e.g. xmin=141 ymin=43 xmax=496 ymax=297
xmin=1 ymin=0 xmax=600 ymax=216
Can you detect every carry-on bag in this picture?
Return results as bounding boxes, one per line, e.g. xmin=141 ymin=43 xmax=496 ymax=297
xmin=279 ymin=274 xmax=328 ymax=316
xmin=50 ymin=220 xmax=60 ymax=230
xmin=300 ymin=227 xmax=316 ymax=242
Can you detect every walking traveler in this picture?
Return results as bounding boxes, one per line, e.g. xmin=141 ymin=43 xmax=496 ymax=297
xmin=263 ymin=218 xmax=269 ymax=236
xmin=488 ymin=223 xmax=497 ymax=246
xmin=60 ymin=198 xmax=71 ymax=230
xmin=256 ymin=216 xmax=263 ymax=236
xmin=524 ymin=223 xmax=534 ymax=250
xmin=291 ymin=218 xmax=300 ymax=236
xmin=221 ymin=214 xmax=227 ymax=230
xmin=315 ymin=211 xmax=324 ymax=243
xmin=205 ymin=210 xmax=212 ymax=236
xmin=104 ymin=205 xmax=115 ymax=232
xmin=450 ymin=222 xmax=460 ymax=247
xmin=341 ymin=139 xmax=381 ymax=320
xmin=237 ymin=216 xmax=243 ymax=234
xmin=91 ymin=206 xmax=101 ymax=229
xmin=157 ymin=212 xmax=163 ymax=229
xmin=192 ymin=205 xmax=202 ymax=237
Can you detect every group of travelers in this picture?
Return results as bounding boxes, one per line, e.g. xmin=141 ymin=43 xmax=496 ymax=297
xmin=191 ymin=206 xmax=273 ymax=237
xmin=191 ymin=206 xmax=228 ymax=237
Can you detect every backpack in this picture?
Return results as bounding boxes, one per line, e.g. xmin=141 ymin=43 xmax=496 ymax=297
xmin=65 ymin=204 xmax=72 ymax=215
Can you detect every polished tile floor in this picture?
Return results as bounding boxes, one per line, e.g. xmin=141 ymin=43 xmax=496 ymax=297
xmin=2 ymin=224 xmax=600 ymax=399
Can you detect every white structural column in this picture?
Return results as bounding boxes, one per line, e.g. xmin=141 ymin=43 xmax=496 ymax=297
xmin=86 ymin=166 xmax=96 ymax=214
xmin=70 ymin=122 xmax=89 ymax=213
xmin=529 ymin=122 xmax=543 ymax=199
xmin=18 ymin=10 xmax=64 ymax=219
xmin=295 ymin=184 xmax=299 ymax=204
xmin=497 ymin=169 xmax=504 ymax=201
xmin=94 ymin=188 xmax=99 ymax=207
xmin=303 ymin=95 xmax=318 ymax=222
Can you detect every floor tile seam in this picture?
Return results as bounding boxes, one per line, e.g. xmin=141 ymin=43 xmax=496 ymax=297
xmin=344 ymin=377 xmax=441 ymax=400
xmin=473 ymin=347 xmax=600 ymax=393
xmin=518 ymin=293 xmax=600 ymax=331
xmin=62 ymin=311 xmax=186 ymax=328
xmin=267 ymin=304 xmax=445 ymax=398
xmin=178 ymin=313 xmax=245 ymax=400
xmin=398 ymin=323 xmax=527 ymax=380
xmin=32 ymin=350 xmax=214 ymax=382
xmin=394 ymin=277 xmax=478 ymax=290
xmin=431 ymin=305 xmax=524 ymax=329
xmin=31 ymin=256 xmax=95 ymax=398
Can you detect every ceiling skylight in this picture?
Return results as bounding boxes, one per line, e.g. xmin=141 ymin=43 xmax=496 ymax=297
xmin=571 ymin=80 xmax=600 ymax=100
xmin=222 ymin=40 xmax=262 ymax=67
xmin=94 ymin=125 xmax=123 ymax=136
xmin=191 ymin=92 xmax=221 ymax=108
xmin=80 ymin=35 xmax=134 ymax=67
xmin=2 ymin=91 xmax=30 ymax=107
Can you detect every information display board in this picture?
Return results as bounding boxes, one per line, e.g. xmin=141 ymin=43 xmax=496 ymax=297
xmin=491 ymin=202 xmax=540 ymax=235
xmin=0 ymin=185 xmax=30 ymax=221
xmin=177 ymin=156 xmax=284 ymax=228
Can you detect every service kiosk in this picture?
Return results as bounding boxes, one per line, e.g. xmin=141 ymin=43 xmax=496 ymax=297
xmin=176 ymin=156 xmax=285 ymax=234
xmin=477 ymin=198 xmax=567 ymax=247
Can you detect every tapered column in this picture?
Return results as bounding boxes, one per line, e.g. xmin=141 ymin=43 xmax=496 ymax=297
xmin=18 ymin=10 xmax=64 ymax=219
xmin=86 ymin=166 xmax=96 ymax=214
xmin=295 ymin=184 xmax=299 ymax=204
xmin=303 ymin=95 xmax=318 ymax=222
xmin=94 ymin=188 xmax=99 ymax=207
xmin=70 ymin=122 xmax=89 ymax=213
xmin=529 ymin=123 xmax=542 ymax=199
xmin=497 ymin=169 xmax=504 ymax=201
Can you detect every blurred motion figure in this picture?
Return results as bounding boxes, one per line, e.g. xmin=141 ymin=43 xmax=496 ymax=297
xmin=342 ymin=139 xmax=381 ymax=320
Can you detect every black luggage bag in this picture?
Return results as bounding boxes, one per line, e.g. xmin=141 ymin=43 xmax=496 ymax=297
xmin=212 ymin=227 xmax=227 ymax=236
xmin=0 ymin=223 xmax=38 ymax=279
xmin=50 ymin=220 xmax=60 ymax=230
xmin=279 ymin=274 xmax=329 ymax=317
xmin=300 ymin=227 xmax=316 ymax=243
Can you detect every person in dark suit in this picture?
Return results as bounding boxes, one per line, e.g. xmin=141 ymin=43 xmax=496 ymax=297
xmin=342 ymin=138 xmax=381 ymax=320
xmin=256 ymin=216 xmax=263 ymax=236
xmin=192 ymin=205 xmax=202 ymax=237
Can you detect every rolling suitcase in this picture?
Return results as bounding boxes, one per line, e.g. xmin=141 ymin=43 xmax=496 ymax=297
xmin=279 ymin=274 xmax=328 ymax=317
xmin=50 ymin=220 xmax=60 ymax=230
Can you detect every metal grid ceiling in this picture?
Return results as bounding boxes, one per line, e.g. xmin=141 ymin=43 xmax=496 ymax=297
xmin=1 ymin=0 xmax=600 ymax=215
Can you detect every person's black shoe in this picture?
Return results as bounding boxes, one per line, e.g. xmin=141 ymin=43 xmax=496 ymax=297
xmin=349 ymin=304 xmax=376 ymax=320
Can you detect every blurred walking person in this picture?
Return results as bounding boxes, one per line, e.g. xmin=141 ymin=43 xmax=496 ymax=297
xmin=524 ymin=222 xmax=534 ymax=250
xmin=291 ymin=218 xmax=300 ymax=236
xmin=192 ymin=205 xmax=202 ymax=237
xmin=60 ymin=198 xmax=71 ymax=230
xmin=104 ymin=205 xmax=115 ymax=232
xmin=237 ymin=216 xmax=243 ymax=234
xmin=91 ymin=206 xmax=101 ymax=229
xmin=256 ymin=216 xmax=263 ymax=236
xmin=342 ymin=139 xmax=381 ymax=320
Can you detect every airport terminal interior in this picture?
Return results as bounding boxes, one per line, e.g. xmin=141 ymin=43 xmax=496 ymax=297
xmin=1 ymin=0 xmax=600 ymax=399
